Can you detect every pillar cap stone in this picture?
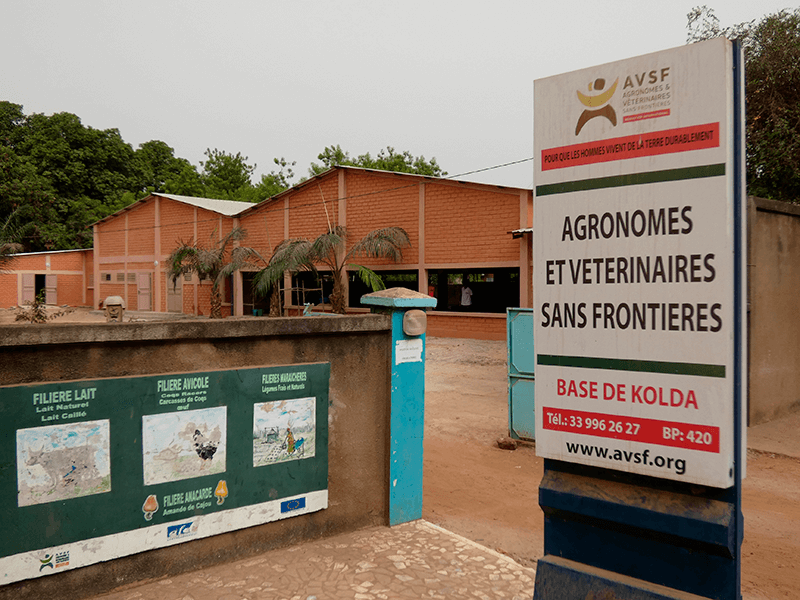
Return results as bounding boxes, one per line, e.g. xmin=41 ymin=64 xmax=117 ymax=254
xmin=361 ymin=287 xmax=437 ymax=308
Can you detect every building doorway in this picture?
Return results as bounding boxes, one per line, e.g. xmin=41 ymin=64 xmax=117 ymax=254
xmin=167 ymin=276 xmax=182 ymax=312
xmin=21 ymin=273 xmax=57 ymax=305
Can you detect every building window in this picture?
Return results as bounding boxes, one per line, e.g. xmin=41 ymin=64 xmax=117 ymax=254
xmin=348 ymin=270 xmax=419 ymax=307
xmin=116 ymin=273 xmax=125 ymax=282
xmin=428 ymin=268 xmax=519 ymax=313
xmin=127 ymin=273 xmax=137 ymax=282
xmin=242 ymin=272 xmax=273 ymax=315
xmin=101 ymin=273 xmax=111 ymax=282
xmin=291 ymin=272 xmax=331 ymax=307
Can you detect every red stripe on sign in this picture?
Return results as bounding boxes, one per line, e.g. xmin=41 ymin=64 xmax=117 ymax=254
xmin=623 ymin=109 xmax=670 ymax=123
xmin=541 ymin=122 xmax=719 ymax=171
xmin=542 ymin=407 xmax=720 ymax=453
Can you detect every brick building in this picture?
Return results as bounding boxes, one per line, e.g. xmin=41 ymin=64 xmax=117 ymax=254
xmin=91 ymin=194 xmax=245 ymax=316
xmin=2 ymin=166 xmax=533 ymax=339
xmin=0 ymin=248 xmax=93 ymax=309
xmin=235 ymin=167 xmax=533 ymax=339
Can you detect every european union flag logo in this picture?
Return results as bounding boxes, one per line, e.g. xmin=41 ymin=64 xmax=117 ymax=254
xmin=280 ymin=497 xmax=306 ymax=513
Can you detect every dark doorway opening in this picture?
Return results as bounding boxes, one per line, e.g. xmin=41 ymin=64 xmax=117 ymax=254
xmin=34 ymin=274 xmax=46 ymax=299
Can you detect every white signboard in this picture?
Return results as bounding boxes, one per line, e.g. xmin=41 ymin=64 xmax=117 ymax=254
xmin=533 ymin=38 xmax=744 ymax=488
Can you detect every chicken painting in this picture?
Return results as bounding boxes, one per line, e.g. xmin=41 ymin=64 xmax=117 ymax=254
xmin=192 ymin=429 xmax=217 ymax=465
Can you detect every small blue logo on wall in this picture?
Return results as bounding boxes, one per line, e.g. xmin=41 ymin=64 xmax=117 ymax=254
xmin=281 ymin=497 xmax=306 ymax=513
xmin=167 ymin=521 xmax=197 ymax=541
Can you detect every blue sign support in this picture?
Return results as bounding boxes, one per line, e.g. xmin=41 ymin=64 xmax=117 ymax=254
xmin=731 ymin=38 xmax=746 ymax=600
xmin=362 ymin=288 xmax=436 ymax=526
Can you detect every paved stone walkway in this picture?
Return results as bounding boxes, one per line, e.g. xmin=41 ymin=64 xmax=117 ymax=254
xmin=92 ymin=520 xmax=535 ymax=600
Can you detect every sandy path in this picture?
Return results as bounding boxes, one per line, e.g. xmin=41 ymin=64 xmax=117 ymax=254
xmin=423 ymin=336 xmax=800 ymax=599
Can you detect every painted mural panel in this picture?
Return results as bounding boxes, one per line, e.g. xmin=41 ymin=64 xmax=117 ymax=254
xmin=143 ymin=407 xmax=227 ymax=485
xmin=0 ymin=364 xmax=330 ymax=585
xmin=253 ymin=397 xmax=316 ymax=467
xmin=17 ymin=420 xmax=111 ymax=507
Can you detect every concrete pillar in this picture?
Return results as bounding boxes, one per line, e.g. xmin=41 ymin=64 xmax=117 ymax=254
xmin=362 ymin=287 xmax=436 ymax=525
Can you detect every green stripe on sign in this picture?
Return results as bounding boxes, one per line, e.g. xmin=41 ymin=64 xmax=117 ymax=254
xmin=536 ymin=163 xmax=726 ymax=197
xmin=537 ymin=354 xmax=726 ymax=378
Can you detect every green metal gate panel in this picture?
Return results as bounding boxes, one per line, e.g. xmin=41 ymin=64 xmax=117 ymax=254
xmin=507 ymin=308 xmax=535 ymax=441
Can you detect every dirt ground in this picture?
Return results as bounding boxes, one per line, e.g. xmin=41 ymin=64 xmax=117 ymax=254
xmin=4 ymin=309 xmax=799 ymax=598
xmin=423 ymin=336 xmax=800 ymax=600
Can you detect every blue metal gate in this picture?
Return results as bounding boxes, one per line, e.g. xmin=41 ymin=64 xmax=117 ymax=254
xmin=507 ymin=308 xmax=535 ymax=441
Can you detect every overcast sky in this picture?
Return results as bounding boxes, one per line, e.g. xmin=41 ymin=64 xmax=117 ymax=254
xmin=1 ymin=1 xmax=790 ymax=190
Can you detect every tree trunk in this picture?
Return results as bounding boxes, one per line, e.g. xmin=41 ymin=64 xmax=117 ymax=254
xmin=269 ymin=284 xmax=281 ymax=317
xmin=330 ymin=277 xmax=346 ymax=314
xmin=210 ymin=287 xmax=223 ymax=318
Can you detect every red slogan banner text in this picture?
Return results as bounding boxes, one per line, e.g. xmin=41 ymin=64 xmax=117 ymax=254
xmin=541 ymin=122 xmax=720 ymax=171
xmin=542 ymin=407 xmax=720 ymax=453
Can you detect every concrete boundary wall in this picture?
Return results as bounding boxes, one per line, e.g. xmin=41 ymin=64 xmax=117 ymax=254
xmin=0 ymin=315 xmax=392 ymax=600
xmin=748 ymin=197 xmax=800 ymax=424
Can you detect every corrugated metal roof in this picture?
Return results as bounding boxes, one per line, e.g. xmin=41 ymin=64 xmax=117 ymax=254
xmin=153 ymin=193 xmax=253 ymax=216
xmin=6 ymin=248 xmax=91 ymax=257
xmin=92 ymin=193 xmax=254 ymax=226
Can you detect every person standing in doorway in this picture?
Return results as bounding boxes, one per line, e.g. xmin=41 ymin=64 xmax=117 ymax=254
xmin=460 ymin=273 xmax=473 ymax=310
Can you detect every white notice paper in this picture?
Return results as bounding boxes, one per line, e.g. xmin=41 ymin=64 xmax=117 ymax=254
xmin=395 ymin=339 xmax=423 ymax=364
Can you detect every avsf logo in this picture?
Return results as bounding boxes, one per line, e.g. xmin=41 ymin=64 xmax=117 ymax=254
xmin=575 ymin=77 xmax=618 ymax=135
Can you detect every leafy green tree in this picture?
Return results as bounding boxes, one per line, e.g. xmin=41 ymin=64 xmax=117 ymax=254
xmin=688 ymin=6 xmax=800 ymax=202
xmin=1 ymin=106 xmax=140 ymax=249
xmin=308 ymin=145 xmax=446 ymax=178
xmin=166 ymin=227 xmax=264 ymax=318
xmin=133 ymin=140 xmax=199 ymax=197
xmin=16 ymin=112 xmax=137 ymax=209
xmin=253 ymin=225 xmax=411 ymax=314
xmin=200 ymin=148 xmax=256 ymax=201
xmin=0 ymin=144 xmax=55 ymax=250
xmin=164 ymin=160 xmax=205 ymax=197
xmin=254 ymin=157 xmax=297 ymax=199
xmin=0 ymin=208 xmax=23 ymax=273
xmin=308 ymin=145 xmax=351 ymax=175
xmin=0 ymin=102 xmax=26 ymax=145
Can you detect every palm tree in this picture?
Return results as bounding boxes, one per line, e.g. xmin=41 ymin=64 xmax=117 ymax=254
xmin=253 ymin=226 xmax=411 ymax=315
xmin=166 ymin=227 xmax=264 ymax=318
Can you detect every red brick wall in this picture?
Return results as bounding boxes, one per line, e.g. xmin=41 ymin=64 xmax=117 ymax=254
xmin=287 ymin=176 xmax=340 ymax=240
xmin=344 ymin=171 xmax=420 ymax=266
xmin=424 ymin=183 xmax=520 ymax=265
xmin=96 ymin=219 xmax=127 ymax=258
xmin=160 ymin=201 xmax=199 ymax=256
xmin=96 ymin=202 xmax=150 ymax=306
xmin=157 ymin=202 xmax=236 ymax=313
xmin=128 ymin=202 xmax=156 ymax=255
xmin=239 ymin=201 xmax=285 ymax=259
xmin=0 ymin=273 xmax=18 ymax=307
xmin=55 ymin=275 xmax=86 ymax=307
xmin=427 ymin=313 xmax=506 ymax=341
